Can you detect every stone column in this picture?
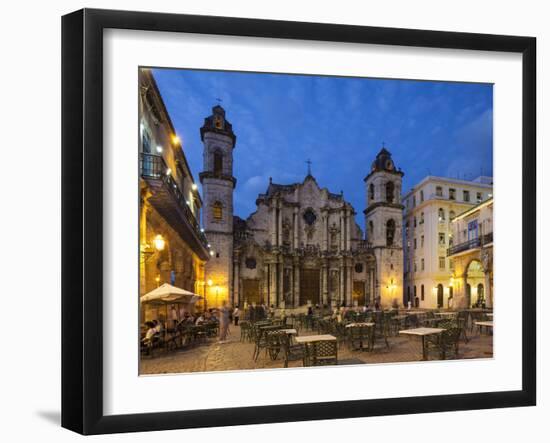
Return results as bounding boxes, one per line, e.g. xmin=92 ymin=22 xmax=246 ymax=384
xmin=271 ymin=204 xmax=277 ymax=247
xmin=270 ymin=262 xmax=277 ymax=306
xmin=347 ymin=264 xmax=353 ymax=306
xmin=233 ymin=256 xmax=240 ymax=307
xmin=338 ymin=264 xmax=346 ymax=304
xmin=339 ymin=215 xmax=344 ymax=252
xmin=462 ymin=274 xmax=469 ymax=309
xmin=370 ymin=269 xmax=378 ymax=303
xmin=289 ymin=266 xmax=294 ymax=308
xmin=294 ymin=265 xmax=300 ymax=307
xmin=263 ymin=263 xmax=270 ymax=305
xmin=322 ymin=263 xmax=329 ymax=305
xmin=322 ymin=210 xmax=328 ymax=251
xmin=293 ymin=208 xmax=298 ymax=249
xmin=346 ymin=211 xmax=352 ymax=251
xmin=278 ymin=261 xmax=284 ymax=307
xmin=159 ymin=260 xmax=171 ymax=286
xmin=277 ymin=203 xmax=283 ymax=247
xmin=484 ymin=272 xmax=492 ymax=308
xmin=139 ymin=200 xmax=149 ymax=297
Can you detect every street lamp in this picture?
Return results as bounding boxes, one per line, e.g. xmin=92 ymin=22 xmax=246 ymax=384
xmin=140 ymin=233 xmax=166 ymax=263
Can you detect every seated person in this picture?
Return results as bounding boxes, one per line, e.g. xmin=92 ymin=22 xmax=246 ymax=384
xmin=142 ymin=321 xmax=157 ymax=345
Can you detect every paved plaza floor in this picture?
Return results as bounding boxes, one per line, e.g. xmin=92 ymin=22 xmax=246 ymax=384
xmin=140 ymin=324 xmax=493 ymax=375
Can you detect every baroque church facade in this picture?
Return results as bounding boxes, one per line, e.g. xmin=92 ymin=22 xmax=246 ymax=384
xmin=200 ymin=105 xmax=404 ymax=309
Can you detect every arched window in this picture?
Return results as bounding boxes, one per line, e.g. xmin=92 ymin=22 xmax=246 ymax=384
xmin=369 ymin=183 xmax=375 ymax=201
xmin=368 ymin=220 xmax=374 ymax=239
xmin=449 ymin=210 xmax=456 ymax=220
xmin=421 ymin=284 xmax=425 ymax=301
xmin=386 ymin=181 xmax=395 ymax=203
xmin=438 ymin=208 xmax=445 ymax=221
xmin=213 ymin=151 xmax=223 ymax=174
xmin=420 ymin=212 xmax=424 ymax=224
xmin=386 ymin=219 xmax=396 ymax=246
xmin=212 ymin=201 xmax=223 ymax=220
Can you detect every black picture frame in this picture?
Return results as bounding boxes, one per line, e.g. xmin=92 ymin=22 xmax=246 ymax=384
xmin=62 ymin=8 xmax=536 ymax=435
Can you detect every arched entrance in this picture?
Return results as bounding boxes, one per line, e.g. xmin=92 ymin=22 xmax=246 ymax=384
xmin=465 ymin=259 xmax=485 ymax=308
xmin=437 ymin=284 xmax=444 ymax=308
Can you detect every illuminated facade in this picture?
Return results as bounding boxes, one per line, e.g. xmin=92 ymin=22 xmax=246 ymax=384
xmin=139 ymin=69 xmax=210 ymax=319
xmin=199 ymin=106 xmax=404 ymax=309
xmin=447 ymin=198 xmax=494 ymax=309
xmin=402 ymin=175 xmax=493 ymax=308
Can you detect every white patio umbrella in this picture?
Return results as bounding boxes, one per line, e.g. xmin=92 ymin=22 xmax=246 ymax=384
xmin=141 ymin=283 xmax=203 ymax=326
xmin=140 ymin=283 xmax=200 ymax=305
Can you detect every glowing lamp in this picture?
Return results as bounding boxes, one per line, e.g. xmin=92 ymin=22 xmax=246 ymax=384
xmin=153 ymin=234 xmax=165 ymax=251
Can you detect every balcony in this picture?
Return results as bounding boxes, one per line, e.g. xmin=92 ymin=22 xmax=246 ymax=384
xmin=140 ymin=153 xmax=210 ymax=260
xmin=447 ymin=232 xmax=493 ymax=257
xmin=356 ymin=240 xmax=374 ymax=252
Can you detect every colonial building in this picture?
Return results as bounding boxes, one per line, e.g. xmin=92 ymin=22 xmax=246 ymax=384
xmin=447 ymin=198 xmax=494 ymax=308
xmin=200 ymin=106 xmax=404 ymax=309
xmin=139 ymin=69 xmax=210 ymax=318
xmin=402 ymin=176 xmax=493 ymax=308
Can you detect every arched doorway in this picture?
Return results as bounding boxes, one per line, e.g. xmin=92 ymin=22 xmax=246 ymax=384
xmin=437 ymin=284 xmax=444 ymax=308
xmin=465 ymin=260 xmax=485 ymax=308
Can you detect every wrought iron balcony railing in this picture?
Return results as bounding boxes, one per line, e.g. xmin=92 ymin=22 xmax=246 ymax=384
xmin=447 ymin=231 xmax=493 ymax=257
xmin=140 ymin=152 xmax=209 ymax=249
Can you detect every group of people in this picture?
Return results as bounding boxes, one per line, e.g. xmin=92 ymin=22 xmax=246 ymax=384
xmin=143 ymin=299 xmax=387 ymax=348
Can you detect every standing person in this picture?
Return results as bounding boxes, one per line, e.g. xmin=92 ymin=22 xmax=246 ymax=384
xmin=233 ymin=305 xmax=240 ymax=326
xmin=170 ymin=305 xmax=178 ymax=329
xmin=219 ymin=301 xmax=230 ymax=343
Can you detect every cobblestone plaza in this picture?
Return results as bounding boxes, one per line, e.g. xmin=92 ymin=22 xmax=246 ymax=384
xmin=140 ymin=323 xmax=493 ymax=375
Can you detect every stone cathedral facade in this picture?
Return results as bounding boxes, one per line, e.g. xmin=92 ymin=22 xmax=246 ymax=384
xmin=200 ymin=105 xmax=404 ymax=309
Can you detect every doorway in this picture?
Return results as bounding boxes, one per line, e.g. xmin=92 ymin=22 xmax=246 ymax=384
xmin=300 ymin=269 xmax=320 ymax=305
xmin=242 ymin=279 xmax=261 ymax=305
xmin=437 ymin=284 xmax=444 ymax=308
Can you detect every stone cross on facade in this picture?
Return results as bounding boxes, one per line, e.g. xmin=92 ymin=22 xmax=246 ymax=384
xmin=306 ymin=159 xmax=312 ymax=175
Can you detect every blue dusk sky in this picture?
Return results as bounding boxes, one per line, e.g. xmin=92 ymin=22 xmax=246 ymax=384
xmin=152 ymin=68 xmax=493 ymax=231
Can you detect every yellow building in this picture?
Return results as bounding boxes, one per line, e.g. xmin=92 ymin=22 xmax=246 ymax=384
xmin=138 ymin=69 xmax=210 ymax=321
xmin=447 ymin=198 xmax=494 ymax=309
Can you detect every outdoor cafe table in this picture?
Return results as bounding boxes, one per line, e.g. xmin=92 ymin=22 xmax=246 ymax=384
xmin=345 ymin=322 xmax=375 ymax=328
xmin=399 ymin=327 xmax=445 ymax=361
xmin=295 ymin=334 xmax=336 ymax=343
xmin=435 ymin=312 xmax=456 ymax=317
xmin=279 ymin=328 xmax=297 ymax=335
xmin=474 ymin=321 xmax=493 ymax=327
xmin=474 ymin=320 xmax=493 ymax=335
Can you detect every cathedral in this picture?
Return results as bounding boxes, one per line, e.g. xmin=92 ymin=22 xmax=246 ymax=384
xmin=199 ymin=105 xmax=404 ymax=309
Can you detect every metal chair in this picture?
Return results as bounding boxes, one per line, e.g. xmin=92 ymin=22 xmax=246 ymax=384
xmin=310 ymin=340 xmax=338 ymax=366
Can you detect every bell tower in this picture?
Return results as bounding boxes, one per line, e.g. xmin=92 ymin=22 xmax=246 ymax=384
xmin=364 ymin=146 xmax=404 ymax=307
xmin=199 ymin=105 xmax=237 ymax=307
